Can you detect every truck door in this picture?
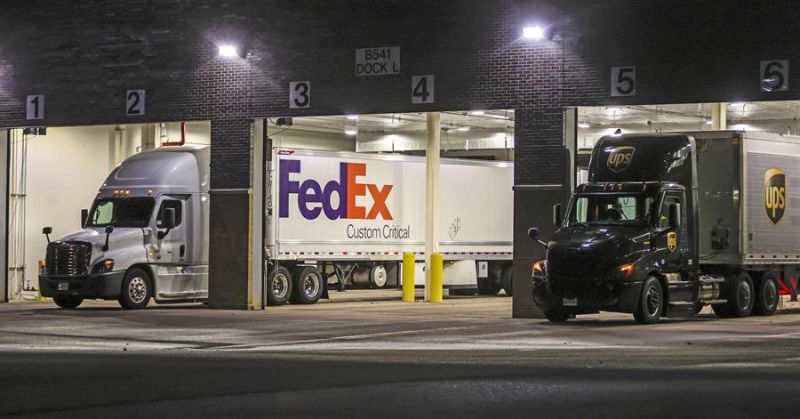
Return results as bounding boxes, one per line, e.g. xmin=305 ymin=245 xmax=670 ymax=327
xmin=655 ymin=190 xmax=688 ymax=274
xmin=153 ymin=197 xmax=194 ymax=298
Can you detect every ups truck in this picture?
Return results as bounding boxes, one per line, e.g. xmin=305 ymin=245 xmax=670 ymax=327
xmin=530 ymin=131 xmax=800 ymax=324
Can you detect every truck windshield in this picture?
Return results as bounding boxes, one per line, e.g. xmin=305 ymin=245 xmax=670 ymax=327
xmin=567 ymin=194 xmax=655 ymax=227
xmin=86 ymin=198 xmax=155 ymax=228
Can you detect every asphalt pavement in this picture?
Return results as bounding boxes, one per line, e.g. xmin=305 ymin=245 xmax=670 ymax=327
xmin=2 ymin=296 xmax=800 ymax=418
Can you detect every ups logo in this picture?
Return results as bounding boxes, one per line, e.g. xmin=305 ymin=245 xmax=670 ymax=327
xmin=764 ymin=168 xmax=786 ymax=225
xmin=667 ymin=232 xmax=677 ymax=252
xmin=607 ymin=146 xmax=635 ymax=173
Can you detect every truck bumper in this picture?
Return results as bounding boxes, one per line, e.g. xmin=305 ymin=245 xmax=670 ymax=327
xmin=39 ymin=272 xmax=125 ymax=300
xmin=533 ymin=277 xmax=643 ymax=314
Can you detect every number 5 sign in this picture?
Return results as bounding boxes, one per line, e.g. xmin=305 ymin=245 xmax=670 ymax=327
xmin=611 ymin=66 xmax=636 ymax=97
xmin=761 ymin=60 xmax=789 ymax=92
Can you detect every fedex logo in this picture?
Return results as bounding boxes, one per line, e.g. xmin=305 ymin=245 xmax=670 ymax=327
xmin=279 ymin=159 xmax=393 ymax=220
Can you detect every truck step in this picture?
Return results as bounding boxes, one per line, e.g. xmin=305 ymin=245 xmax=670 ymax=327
xmin=701 ymin=299 xmax=727 ymax=305
xmin=699 ymin=275 xmax=726 ymax=284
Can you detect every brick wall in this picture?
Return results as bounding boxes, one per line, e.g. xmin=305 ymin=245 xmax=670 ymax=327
xmin=2 ymin=0 xmax=800 ymax=311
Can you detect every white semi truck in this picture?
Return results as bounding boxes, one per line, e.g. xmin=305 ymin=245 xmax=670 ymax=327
xmin=39 ymin=145 xmax=513 ymax=309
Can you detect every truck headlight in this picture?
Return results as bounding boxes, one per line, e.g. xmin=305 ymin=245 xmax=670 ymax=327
xmin=93 ymin=258 xmax=115 ymax=273
xmin=616 ymin=263 xmax=634 ymax=280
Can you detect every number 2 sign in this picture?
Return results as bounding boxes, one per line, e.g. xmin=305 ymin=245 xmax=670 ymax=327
xmin=126 ymin=90 xmax=145 ymax=116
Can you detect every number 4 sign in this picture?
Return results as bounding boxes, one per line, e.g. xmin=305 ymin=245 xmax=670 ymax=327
xmin=412 ymin=75 xmax=434 ymax=104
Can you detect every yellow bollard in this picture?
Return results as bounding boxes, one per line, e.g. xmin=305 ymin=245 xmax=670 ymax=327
xmin=430 ymin=253 xmax=443 ymax=303
xmin=402 ymin=252 xmax=416 ymax=302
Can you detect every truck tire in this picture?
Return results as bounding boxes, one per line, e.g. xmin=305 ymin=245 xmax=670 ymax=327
xmin=369 ymin=265 xmax=388 ymax=289
xmin=266 ymin=266 xmax=293 ymax=306
xmin=119 ymin=268 xmax=152 ymax=310
xmin=545 ymin=310 xmax=570 ymax=323
xmin=753 ymin=274 xmax=779 ymax=316
xmin=477 ymin=278 xmax=501 ymax=295
xmin=633 ymin=277 xmax=663 ymax=324
xmin=53 ymin=296 xmax=83 ymax=309
xmin=727 ymin=272 xmax=755 ymax=317
xmin=501 ymin=265 xmax=513 ymax=297
xmin=291 ymin=266 xmax=323 ymax=304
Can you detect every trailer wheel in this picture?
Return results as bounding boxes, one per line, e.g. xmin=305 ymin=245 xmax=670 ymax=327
xmin=266 ymin=266 xmax=293 ymax=306
xmin=53 ymin=296 xmax=83 ymax=309
xmin=477 ymin=278 xmax=501 ymax=295
xmin=545 ymin=310 xmax=570 ymax=323
xmin=634 ymin=277 xmax=663 ymax=324
xmin=501 ymin=265 xmax=513 ymax=297
xmin=119 ymin=268 xmax=152 ymax=310
xmin=291 ymin=266 xmax=323 ymax=304
xmin=753 ymin=274 xmax=779 ymax=316
xmin=369 ymin=265 xmax=388 ymax=289
xmin=728 ymin=272 xmax=755 ymax=317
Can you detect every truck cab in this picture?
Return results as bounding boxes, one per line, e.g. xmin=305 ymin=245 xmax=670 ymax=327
xmin=532 ymin=134 xmax=700 ymax=324
xmin=38 ymin=145 xmax=209 ymax=309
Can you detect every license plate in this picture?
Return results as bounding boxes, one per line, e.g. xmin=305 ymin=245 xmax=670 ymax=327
xmin=563 ymin=297 xmax=578 ymax=307
xmin=57 ymin=282 xmax=69 ymax=291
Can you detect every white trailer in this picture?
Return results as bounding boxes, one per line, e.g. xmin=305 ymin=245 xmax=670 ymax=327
xmin=264 ymin=148 xmax=514 ymax=305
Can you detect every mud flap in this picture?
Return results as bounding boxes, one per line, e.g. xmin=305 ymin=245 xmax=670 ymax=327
xmin=321 ymin=272 xmax=330 ymax=299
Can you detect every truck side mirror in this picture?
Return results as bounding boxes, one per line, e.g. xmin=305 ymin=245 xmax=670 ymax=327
xmin=163 ymin=208 xmax=176 ymax=230
xmin=42 ymin=227 xmax=53 ymax=244
xmin=81 ymin=209 xmax=89 ymax=227
xmin=102 ymin=225 xmax=114 ymax=251
xmin=552 ymin=204 xmax=562 ymax=227
xmin=669 ymin=203 xmax=681 ymax=229
xmin=528 ymin=227 xmax=539 ymax=240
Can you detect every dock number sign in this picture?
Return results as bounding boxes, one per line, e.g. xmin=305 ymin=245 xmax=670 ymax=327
xmin=355 ymin=47 xmax=400 ymax=76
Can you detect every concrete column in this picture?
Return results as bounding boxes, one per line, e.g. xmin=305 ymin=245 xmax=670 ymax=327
xmin=0 ymin=130 xmax=8 ymax=302
xmin=424 ymin=112 xmax=441 ymax=302
xmin=250 ymin=119 xmax=266 ymax=309
xmin=563 ymin=107 xmax=578 ymax=191
xmin=711 ymin=103 xmax=727 ymax=130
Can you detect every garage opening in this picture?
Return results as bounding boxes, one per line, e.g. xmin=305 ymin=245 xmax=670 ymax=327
xmin=4 ymin=121 xmax=211 ymax=306
xmin=264 ymin=110 xmax=515 ymax=305
xmin=571 ymin=100 xmax=800 ymax=302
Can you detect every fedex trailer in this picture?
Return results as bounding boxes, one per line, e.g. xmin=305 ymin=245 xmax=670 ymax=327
xmin=265 ymin=148 xmax=514 ymax=305
xmin=37 ymin=145 xmax=513 ymax=309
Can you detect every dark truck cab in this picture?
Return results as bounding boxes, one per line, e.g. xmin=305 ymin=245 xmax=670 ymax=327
xmin=531 ymin=132 xmax=800 ymax=324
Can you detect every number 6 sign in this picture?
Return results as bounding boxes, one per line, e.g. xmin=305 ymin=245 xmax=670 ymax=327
xmin=761 ymin=60 xmax=789 ymax=92
xmin=611 ymin=66 xmax=636 ymax=97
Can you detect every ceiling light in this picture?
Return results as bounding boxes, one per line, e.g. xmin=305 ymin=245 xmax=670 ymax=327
xmin=523 ymin=26 xmax=546 ymax=40
xmin=578 ymin=122 xmax=590 ymax=129
xmin=606 ymin=107 xmax=621 ymax=114
xmin=346 ymin=115 xmax=359 ymax=121
xmin=344 ymin=129 xmax=358 ymax=136
xmin=469 ymin=111 xmax=485 ymax=116
xmin=705 ymin=119 xmax=713 ymax=125
xmin=218 ymin=45 xmax=239 ymax=58
xmin=457 ymin=127 xmax=471 ymax=132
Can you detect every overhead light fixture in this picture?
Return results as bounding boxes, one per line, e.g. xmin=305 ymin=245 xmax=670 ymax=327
xmin=457 ymin=126 xmax=471 ymax=132
xmin=344 ymin=129 xmax=358 ymax=136
xmin=346 ymin=115 xmax=359 ymax=121
xmin=218 ymin=45 xmax=239 ymax=58
xmin=606 ymin=107 xmax=621 ymax=114
xmin=469 ymin=111 xmax=485 ymax=116
xmin=705 ymin=119 xmax=713 ymax=125
xmin=578 ymin=122 xmax=590 ymax=129
xmin=522 ymin=26 xmax=546 ymax=40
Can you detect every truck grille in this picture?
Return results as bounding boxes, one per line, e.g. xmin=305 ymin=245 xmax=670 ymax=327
xmin=548 ymin=247 xmax=600 ymax=278
xmin=45 ymin=241 xmax=92 ymax=276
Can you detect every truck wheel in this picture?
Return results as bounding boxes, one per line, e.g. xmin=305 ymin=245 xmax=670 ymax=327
xmin=545 ymin=310 xmax=570 ymax=323
xmin=727 ymin=272 xmax=755 ymax=317
xmin=501 ymin=265 xmax=513 ymax=297
xmin=477 ymin=278 xmax=501 ymax=295
xmin=266 ymin=266 xmax=293 ymax=306
xmin=369 ymin=265 xmax=388 ymax=289
xmin=291 ymin=266 xmax=323 ymax=304
xmin=753 ymin=274 xmax=778 ymax=316
xmin=119 ymin=268 xmax=152 ymax=310
xmin=53 ymin=296 xmax=83 ymax=309
xmin=634 ymin=277 xmax=663 ymax=324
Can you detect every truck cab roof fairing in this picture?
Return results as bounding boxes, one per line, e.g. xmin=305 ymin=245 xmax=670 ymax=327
xmin=588 ymin=134 xmax=694 ymax=185
xmin=101 ymin=146 xmax=209 ymax=195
